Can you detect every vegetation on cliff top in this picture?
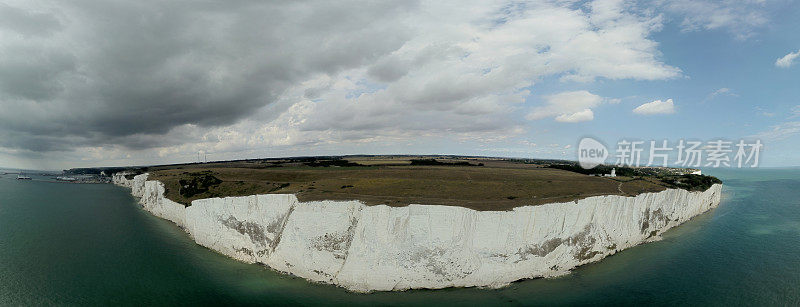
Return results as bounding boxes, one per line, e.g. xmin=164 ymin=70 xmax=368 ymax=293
xmin=177 ymin=171 xmax=223 ymax=198
xmin=660 ymin=174 xmax=722 ymax=191
xmin=109 ymin=156 xmax=719 ymax=210
xmin=546 ymin=162 xmax=721 ymax=192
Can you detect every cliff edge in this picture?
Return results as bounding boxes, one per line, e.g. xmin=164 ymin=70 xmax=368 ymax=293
xmin=113 ymin=172 xmax=722 ymax=292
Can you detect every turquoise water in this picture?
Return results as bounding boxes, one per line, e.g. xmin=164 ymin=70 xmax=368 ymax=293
xmin=1 ymin=169 xmax=799 ymax=306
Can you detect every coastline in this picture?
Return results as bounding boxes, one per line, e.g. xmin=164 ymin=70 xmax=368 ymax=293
xmin=113 ymin=172 xmax=722 ymax=292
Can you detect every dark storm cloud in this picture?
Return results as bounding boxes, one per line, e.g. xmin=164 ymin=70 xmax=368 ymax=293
xmin=0 ymin=0 xmax=415 ymax=151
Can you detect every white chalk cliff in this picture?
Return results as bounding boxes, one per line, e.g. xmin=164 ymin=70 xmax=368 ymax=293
xmin=113 ymin=173 xmax=722 ymax=292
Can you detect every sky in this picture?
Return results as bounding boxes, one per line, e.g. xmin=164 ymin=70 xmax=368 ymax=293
xmin=0 ymin=0 xmax=799 ymax=170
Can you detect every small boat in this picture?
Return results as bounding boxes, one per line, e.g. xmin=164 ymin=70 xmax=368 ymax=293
xmin=17 ymin=174 xmax=32 ymax=180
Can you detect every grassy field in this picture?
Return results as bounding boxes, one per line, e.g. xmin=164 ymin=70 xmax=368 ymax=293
xmin=144 ymin=156 xmax=677 ymax=211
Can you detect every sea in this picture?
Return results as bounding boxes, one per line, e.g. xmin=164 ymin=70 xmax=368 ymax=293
xmin=1 ymin=168 xmax=798 ymax=306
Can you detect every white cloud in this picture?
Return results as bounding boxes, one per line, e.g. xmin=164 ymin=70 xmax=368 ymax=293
xmin=633 ymin=98 xmax=676 ymax=115
xmin=291 ymin=1 xmax=680 ymax=138
xmin=704 ymin=87 xmax=737 ymax=102
xmin=710 ymin=87 xmax=735 ymax=97
xmin=776 ymin=50 xmax=800 ymax=68
xmin=526 ymin=91 xmax=604 ymax=123
xmin=556 ymin=109 xmax=595 ymax=123
xmin=754 ymin=106 xmax=775 ymax=117
xmin=660 ymin=0 xmax=769 ymax=40
xmin=752 ymin=121 xmax=800 ymax=141
xmin=790 ymin=105 xmax=800 ymax=118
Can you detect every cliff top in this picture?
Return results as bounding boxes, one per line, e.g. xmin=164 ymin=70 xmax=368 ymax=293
xmin=126 ymin=156 xmax=719 ymax=210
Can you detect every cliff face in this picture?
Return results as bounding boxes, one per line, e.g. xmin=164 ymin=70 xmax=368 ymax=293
xmin=113 ymin=173 xmax=186 ymax=228
xmin=113 ymin=173 xmax=722 ymax=292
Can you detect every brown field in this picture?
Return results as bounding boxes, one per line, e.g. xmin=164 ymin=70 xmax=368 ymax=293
xmin=147 ymin=157 xmax=670 ymax=211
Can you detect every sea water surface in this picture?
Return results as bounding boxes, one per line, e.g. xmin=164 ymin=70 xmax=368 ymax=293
xmin=1 ymin=169 xmax=799 ymax=305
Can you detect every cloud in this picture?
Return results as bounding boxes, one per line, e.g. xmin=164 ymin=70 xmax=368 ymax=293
xmin=754 ymin=106 xmax=775 ymax=117
xmin=660 ymin=0 xmax=769 ymax=40
xmin=527 ymin=91 xmax=604 ymax=123
xmin=193 ymin=0 xmax=681 ymax=150
xmin=0 ymin=0 xmax=683 ymax=167
xmin=749 ymin=106 xmax=800 ymax=146
xmin=633 ymin=99 xmax=676 ymax=115
xmin=790 ymin=105 xmax=800 ymax=119
xmin=0 ymin=3 xmax=61 ymax=36
xmin=704 ymin=87 xmax=737 ymax=102
xmin=710 ymin=87 xmax=736 ymax=98
xmin=776 ymin=50 xmax=800 ymax=68
xmin=752 ymin=121 xmax=800 ymax=141
xmin=556 ymin=109 xmax=595 ymax=123
xmin=0 ymin=0 xmax=416 ymax=153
